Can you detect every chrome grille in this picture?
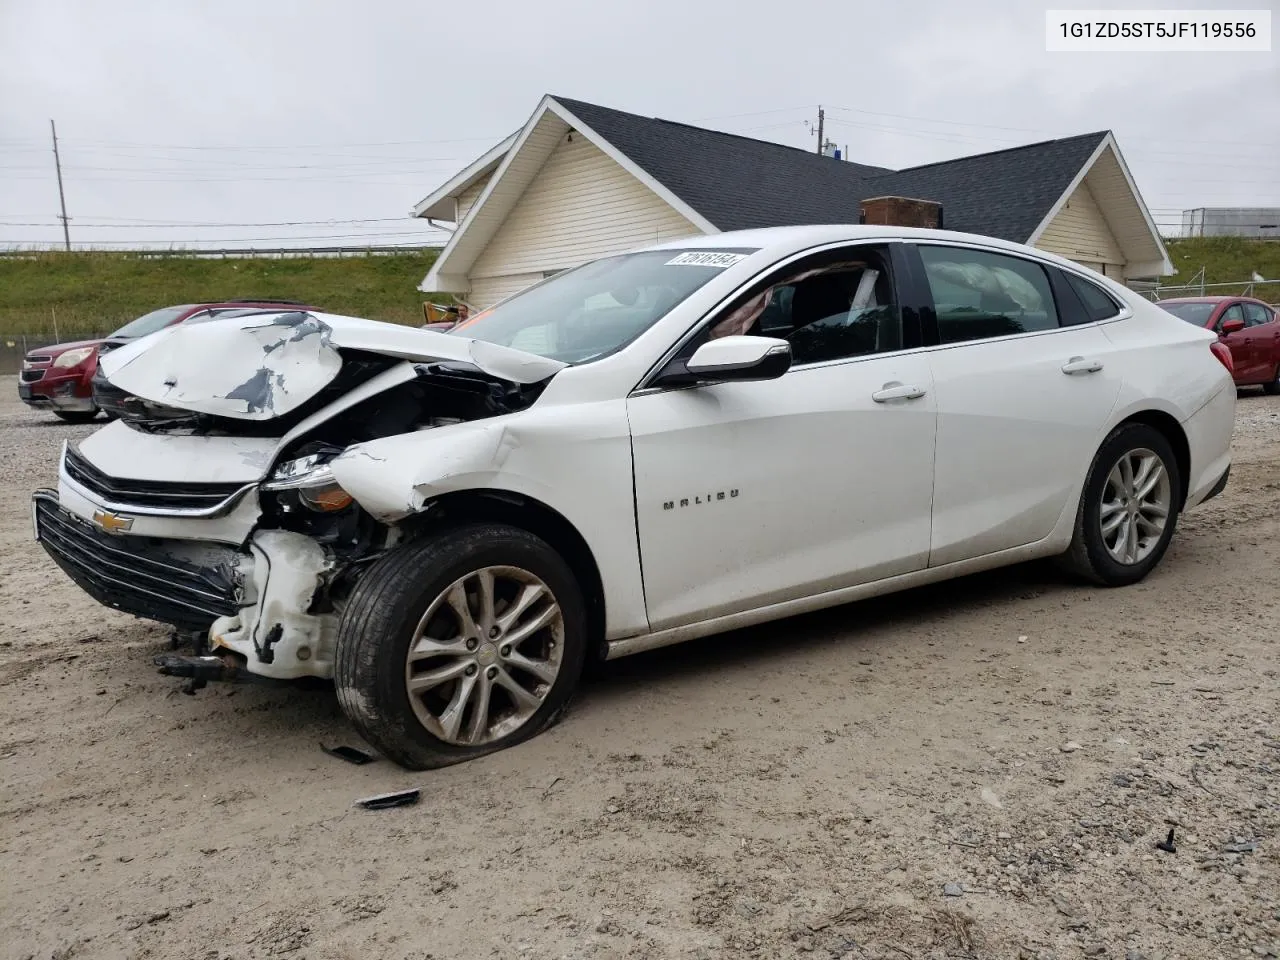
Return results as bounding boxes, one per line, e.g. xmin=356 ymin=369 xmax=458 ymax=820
xmin=63 ymin=444 xmax=246 ymax=511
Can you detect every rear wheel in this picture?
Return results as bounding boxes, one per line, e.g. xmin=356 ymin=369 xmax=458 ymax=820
xmin=1058 ymin=423 xmax=1181 ymax=586
xmin=334 ymin=523 xmax=587 ymax=769
xmin=53 ymin=409 xmax=99 ymax=424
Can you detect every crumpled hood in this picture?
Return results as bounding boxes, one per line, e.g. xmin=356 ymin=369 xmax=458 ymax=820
xmin=97 ymin=310 xmax=566 ymax=421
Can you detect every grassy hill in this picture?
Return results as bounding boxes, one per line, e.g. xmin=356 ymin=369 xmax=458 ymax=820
xmin=1 ymin=238 xmax=1275 ymax=342
xmin=0 ymin=249 xmax=444 ymax=340
xmin=1163 ymin=237 xmax=1280 ymax=299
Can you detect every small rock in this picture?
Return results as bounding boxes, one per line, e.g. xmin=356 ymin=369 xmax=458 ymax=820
xmin=1111 ymin=773 xmax=1132 ymax=787
xmin=980 ymin=787 xmax=1003 ymax=809
xmin=1125 ymin=951 xmax=1147 ymax=960
xmin=1051 ymin=895 xmax=1084 ymax=918
xmin=1060 ymin=742 xmax=1082 ymax=753
xmin=943 ymin=882 xmax=964 ymax=897
xmin=146 ymin=910 xmax=170 ymax=924
xmin=1083 ymin=947 xmax=1106 ymax=958
xmin=605 ymin=804 xmax=620 ymax=815
xmin=998 ymin=831 xmax=1012 ymax=840
xmin=1018 ymin=635 xmax=1028 ymax=643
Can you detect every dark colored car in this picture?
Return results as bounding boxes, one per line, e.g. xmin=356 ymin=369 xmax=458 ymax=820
xmin=1159 ymin=296 xmax=1280 ymax=393
xmin=18 ymin=300 xmax=315 ymax=422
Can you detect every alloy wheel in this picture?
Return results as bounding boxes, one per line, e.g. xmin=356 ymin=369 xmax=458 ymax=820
xmin=1099 ymin=447 xmax=1172 ymax=565
xmin=404 ymin=566 xmax=564 ymax=745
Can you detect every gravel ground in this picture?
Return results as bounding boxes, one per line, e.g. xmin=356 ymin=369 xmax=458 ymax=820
xmin=1 ymin=378 xmax=1277 ymax=960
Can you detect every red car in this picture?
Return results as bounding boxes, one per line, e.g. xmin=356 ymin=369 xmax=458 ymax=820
xmin=19 ymin=300 xmax=315 ymax=422
xmin=1159 ymin=296 xmax=1280 ymax=394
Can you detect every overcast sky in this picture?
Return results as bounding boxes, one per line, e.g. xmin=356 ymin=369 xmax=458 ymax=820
xmin=1 ymin=0 xmax=1276 ymax=250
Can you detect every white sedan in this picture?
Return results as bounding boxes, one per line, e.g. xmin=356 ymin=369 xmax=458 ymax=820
xmin=36 ymin=226 xmax=1236 ymax=768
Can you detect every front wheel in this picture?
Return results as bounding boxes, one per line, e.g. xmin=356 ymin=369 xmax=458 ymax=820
xmin=334 ymin=523 xmax=587 ymax=769
xmin=1058 ymin=423 xmax=1182 ymax=586
xmin=1263 ymin=366 xmax=1280 ymax=395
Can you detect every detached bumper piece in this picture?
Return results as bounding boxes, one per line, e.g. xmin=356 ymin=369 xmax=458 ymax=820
xmin=32 ymin=491 xmax=240 ymax=629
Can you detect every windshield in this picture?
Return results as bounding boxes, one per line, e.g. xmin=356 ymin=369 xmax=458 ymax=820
xmin=109 ymin=304 xmax=194 ymax=339
xmin=1159 ymin=302 xmax=1215 ymax=326
xmin=454 ymin=249 xmax=758 ymax=363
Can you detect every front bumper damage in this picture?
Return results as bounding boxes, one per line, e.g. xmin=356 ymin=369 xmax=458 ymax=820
xmin=34 ymin=441 xmax=342 ymax=681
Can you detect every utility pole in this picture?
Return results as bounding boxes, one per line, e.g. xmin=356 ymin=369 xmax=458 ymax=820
xmin=815 ymin=106 xmax=824 ymax=155
xmin=50 ymin=119 xmax=70 ymax=251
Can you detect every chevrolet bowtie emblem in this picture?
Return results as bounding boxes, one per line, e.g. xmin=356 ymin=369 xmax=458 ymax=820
xmin=91 ymin=509 xmax=134 ymax=534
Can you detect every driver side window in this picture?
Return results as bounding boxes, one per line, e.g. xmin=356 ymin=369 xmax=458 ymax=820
xmin=705 ymin=245 xmax=902 ymax=366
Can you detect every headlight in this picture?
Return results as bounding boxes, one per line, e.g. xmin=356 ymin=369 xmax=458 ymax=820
xmin=264 ymin=453 xmax=354 ymax=512
xmin=52 ymin=346 xmax=96 ymax=369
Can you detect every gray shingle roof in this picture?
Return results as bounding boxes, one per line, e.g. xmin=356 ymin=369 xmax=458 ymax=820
xmin=553 ymin=96 xmax=1107 ymax=243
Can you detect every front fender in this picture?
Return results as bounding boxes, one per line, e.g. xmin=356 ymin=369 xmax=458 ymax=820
xmin=329 ymin=402 xmax=649 ymax=638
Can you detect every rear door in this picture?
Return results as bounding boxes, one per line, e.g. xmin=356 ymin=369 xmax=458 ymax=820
xmin=910 ymin=243 xmax=1124 ymax=567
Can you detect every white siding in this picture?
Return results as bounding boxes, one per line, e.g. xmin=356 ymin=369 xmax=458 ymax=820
xmin=466 ymin=132 xmax=702 ymax=307
xmin=1035 ymin=180 xmax=1125 ymax=269
xmin=456 ymin=179 xmax=489 ymax=224
xmin=467 ymin=272 xmax=546 ymax=310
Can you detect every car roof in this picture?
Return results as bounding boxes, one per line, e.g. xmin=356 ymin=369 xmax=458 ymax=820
xmin=641 ymin=224 xmax=1110 ymax=278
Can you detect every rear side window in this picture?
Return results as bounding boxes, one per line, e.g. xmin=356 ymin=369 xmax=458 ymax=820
xmin=1065 ymin=273 xmax=1122 ymax=322
xmin=918 ymin=245 xmax=1058 ymax=344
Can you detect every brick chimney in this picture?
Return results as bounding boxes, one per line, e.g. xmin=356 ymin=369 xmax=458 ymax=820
xmin=859 ymin=196 xmax=944 ymax=229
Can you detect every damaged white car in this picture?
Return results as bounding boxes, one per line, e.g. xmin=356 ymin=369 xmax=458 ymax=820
xmin=34 ymin=226 xmax=1236 ymax=769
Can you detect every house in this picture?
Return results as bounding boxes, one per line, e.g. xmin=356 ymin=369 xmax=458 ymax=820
xmin=413 ymin=95 xmax=1171 ymax=309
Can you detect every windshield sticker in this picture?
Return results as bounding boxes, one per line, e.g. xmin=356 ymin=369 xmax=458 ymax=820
xmin=665 ymin=251 xmax=748 ymax=268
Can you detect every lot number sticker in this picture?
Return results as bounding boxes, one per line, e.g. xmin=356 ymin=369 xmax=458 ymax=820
xmin=665 ymin=251 xmax=748 ymax=268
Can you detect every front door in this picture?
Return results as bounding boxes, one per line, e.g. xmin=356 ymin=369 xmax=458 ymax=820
xmin=627 ymin=243 xmax=937 ymax=631
xmin=1216 ymin=302 xmax=1253 ymax=381
xmin=1241 ymin=301 xmax=1279 ymax=382
xmin=913 ymin=242 xmax=1124 ymax=566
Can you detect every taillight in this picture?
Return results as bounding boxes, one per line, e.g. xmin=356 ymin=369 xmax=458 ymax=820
xmin=1210 ymin=340 xmax=1234 ymax=376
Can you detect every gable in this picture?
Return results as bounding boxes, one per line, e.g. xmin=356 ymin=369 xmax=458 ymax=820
xmin=470 ymin=131 xmax=702 ymax=281
xmin=1034 ymin=179 xmax=1124 ymax=265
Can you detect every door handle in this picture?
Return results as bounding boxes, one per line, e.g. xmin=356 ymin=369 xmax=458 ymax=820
xmin=872 ymin=381 xmax=927 ymax=403
xmin=1061 ymin=356 xmax=1103 ymax=375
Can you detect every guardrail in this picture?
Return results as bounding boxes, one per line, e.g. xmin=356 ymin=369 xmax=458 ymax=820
xmin=1129 ymin=278 xmax=1280 ymax=303
xmin=0 ymin=244 xmax=444 ymax=260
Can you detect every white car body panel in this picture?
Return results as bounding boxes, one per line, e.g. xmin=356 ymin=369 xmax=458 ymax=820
xmin=329 ymin=399 xmax=649 ymax=639
xmin=36 ymin=224 xmax=1236 ymax=684
xmin=628 ymin=352 xmax=937 ymax=630
xmin=925 ymin=324 xmax=1123 ymax=566
xmin=98 ymin=310 xmax=566 ymax=421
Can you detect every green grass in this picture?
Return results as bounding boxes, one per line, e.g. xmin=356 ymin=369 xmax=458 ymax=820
xmin=1162 ymin=237 xmax=1280 ymax=301
xmin=1 ymin=239 xmax=1275 ymax=342
xmin=0 ymin=249 xmax=445 ymax=340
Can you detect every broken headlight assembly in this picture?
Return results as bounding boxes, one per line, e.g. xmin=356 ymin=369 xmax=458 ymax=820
xmin=263 ymin=449 xmax=354 ymax=513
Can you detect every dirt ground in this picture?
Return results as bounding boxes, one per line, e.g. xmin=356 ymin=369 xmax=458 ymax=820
xmin=1 ymin=380 xmax=1277 ymax=960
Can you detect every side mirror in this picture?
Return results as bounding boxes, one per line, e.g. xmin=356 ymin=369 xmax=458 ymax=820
xmin=685 ymin=336 xmax=792 ymax=383
xmin=1220 ymin=317 xmax=1245 ymax=335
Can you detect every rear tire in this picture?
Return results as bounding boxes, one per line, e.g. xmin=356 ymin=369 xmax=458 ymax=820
xmin=53 ymin=409 xmax=99 ymax=424
xmin=1057 ymin=423 xmax=1181 ymax=587
xmin=1263 ymin=367 xmax=1280 ymax=395
xmin=334 ymin=523 xmax=587 ymax=770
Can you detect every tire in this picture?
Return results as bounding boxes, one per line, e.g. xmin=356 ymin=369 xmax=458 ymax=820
xmin=1263 ymin=367 xmax=1280 ymax=395
xmin=53 ymin=409 xmax=99 ymax=424
xmin=334 ymin=523 xmax=587 ymax=770
xmin=1057 ymin=423 xmax=1182 ymax=587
